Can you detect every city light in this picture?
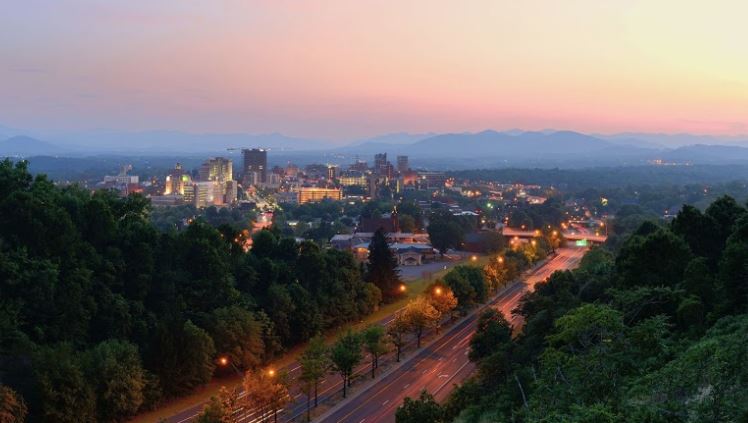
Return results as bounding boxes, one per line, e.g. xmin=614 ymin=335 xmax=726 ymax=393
xmin=434 ymin=287 xmax=442 ymax=295
xmin=267 ymin=369 xmax=275 ymax=377
xmin=498 ymin=257 xmax=504 ymax=263
xmin=471 ymin=255 xmax=478 ymax=262
xmin=218 ymin=356 xmax=229 ymax=366
xmin=399 ymin=284 xmax=407 ymax=293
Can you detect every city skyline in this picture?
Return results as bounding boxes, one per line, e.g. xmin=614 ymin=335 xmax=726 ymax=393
xmin=2 ymin=1 xmax=748 ymax=141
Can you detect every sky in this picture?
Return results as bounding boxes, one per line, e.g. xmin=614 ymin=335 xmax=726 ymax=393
xmin=1 ymin=0 xmax=748 ymax=142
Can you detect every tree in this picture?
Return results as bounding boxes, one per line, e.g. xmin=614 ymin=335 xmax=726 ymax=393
xmin=616 ymin=228 xmax=692 ymax=288
xmin=427 ymin=221 xmax=463 ymax=255
xmin=243 ymin=369 xmax=290 ymax=423
xmin=33 ymin=344 xmax=97 ymax=423
xmin=209 ymin=306 xmax=265 ymax=371
xmin=149 ymin=319 xmax=217 ymax=397
xmin=388 ymin=312 xmax=411 ymax=362
xmin=299 ymin=335 xmax=329 ymax=420
xmin=366 ymin=228 xmax=402 ymax=302
xmin=0 ymin=385 xmax=27 ymax=423
xmin=403 ymin=297 xmax=440 ymax=348
xmin=444 ymin=265 xmax=488 ymax=310
xmin=469 ymin=309 xmax=512 ymax=362
xmin=251 ymin=230 xmax=277 ymax=258
xmin=398 ymin=214 xmax=417 ymax=233
xmin=266 ymin=371 xmax=290 ymax=423
xmin=362 ymin=325 xmax=389 ymax=378
xmin=329 ymin=330 xmax=362 ymax=398
xmin=196 ymin=386 xmax=241 ymax=423
xmin=426 ymin=283 xmax=458 ymax=327
xmin=84 ymin=340 xmax=146 ymax=422
xmin=396 ymin=390 xmax=444 ymax=423
xmin=483 ymin=256 xmax=512 ymax=291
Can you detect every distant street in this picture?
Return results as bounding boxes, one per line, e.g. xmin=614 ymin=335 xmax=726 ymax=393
xmin=317 ymin=247 xmax=586 ymax=423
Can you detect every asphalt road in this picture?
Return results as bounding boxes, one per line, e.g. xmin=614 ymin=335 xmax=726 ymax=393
xmin=164 ymin=248 xmax=584 ymax=423
xmin=166 ymin=254 xmax=472 ymax=423
xmin=317 ymin=247 xmax=587 ymax=423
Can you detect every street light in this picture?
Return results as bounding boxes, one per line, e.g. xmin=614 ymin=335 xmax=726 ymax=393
xmin=497 ymin=256 xmax=504 ymax=264
xmin=217 ymin=356 xmax=241 ymax=376
xmin=471 ymin=255 xmax=478 ymax=262
xmin=434 ymin=287 xmax=443 ymax=295
xmin=267 ymin=368 xmax=276 ymax=377
xmin=399 ymin=284 xmax=407 ymax=293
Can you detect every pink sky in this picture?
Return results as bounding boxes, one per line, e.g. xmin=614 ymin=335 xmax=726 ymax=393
xmin=2 ymin=0 xmax=747 ymax=141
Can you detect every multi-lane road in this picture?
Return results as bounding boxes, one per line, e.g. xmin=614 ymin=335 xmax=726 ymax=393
xmin=317 ymin=247 xmax=586 ymax=423
xmin=163 ymin=247 xmax=585 ymax=423
xmin=163 ymin=254 xmax=471 ymax=423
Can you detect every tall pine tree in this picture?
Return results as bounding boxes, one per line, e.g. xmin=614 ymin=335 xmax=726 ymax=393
xmin=366 ymin=228 xmax=402 ymax=302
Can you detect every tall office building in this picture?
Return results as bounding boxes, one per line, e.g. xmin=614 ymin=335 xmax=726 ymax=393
xmin=199 ymin=157 xmax=232 ymax=183
xmin=326 ymin=165 xmax=337 ymax=180
xmin=164 ymin=163 xmax=192 ymax=195
xmin=242 ymin=148 xmax=267 ymax=183
xmin=397 ymin=155 xmax=409 ymax=173
xmin=374 ymin=153 xmax=387 ymax=175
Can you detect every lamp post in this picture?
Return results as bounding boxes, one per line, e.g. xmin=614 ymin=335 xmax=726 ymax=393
xmin=218 ymin=356 xmax=242 ymax=376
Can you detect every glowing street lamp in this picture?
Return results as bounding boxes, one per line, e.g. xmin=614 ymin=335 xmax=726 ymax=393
xmin=399 ymin=284 xmax=407 ymax=293
xmin=434 ymin=287 xmax=443 ymax=296
xmin=218 ymin=356 xmax=241 ymax=375
xmin=471 ymin=255 xmax=478 ymax=262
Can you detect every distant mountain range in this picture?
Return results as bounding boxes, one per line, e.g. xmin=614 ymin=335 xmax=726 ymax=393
xmin=3 ymin=124 xmax=748 ymax=167
xmin=0 ymin=136 xmax=70 ymax=157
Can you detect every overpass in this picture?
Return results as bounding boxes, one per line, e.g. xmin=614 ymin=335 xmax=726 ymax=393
xmin=501 ymin=227 xmax=607 ymax=245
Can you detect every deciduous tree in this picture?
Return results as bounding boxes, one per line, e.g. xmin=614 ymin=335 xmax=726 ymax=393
xmin=329 ymin=330 xmax=362 ymax=398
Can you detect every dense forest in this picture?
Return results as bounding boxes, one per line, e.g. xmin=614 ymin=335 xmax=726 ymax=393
xmin=397 ymin=195 xmax=748 ymax=422
xmin=0 ymin=160 xmax=383 ymax=422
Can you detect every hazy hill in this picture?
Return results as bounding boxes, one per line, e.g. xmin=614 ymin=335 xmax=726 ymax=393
xmin=663 ymin=144 xmax=748 ymax=163
xmin=0 ymin=135 xmax=68 ymax=157
xmin=401 ymin=130 xmax=614 ymax=158
xmin=47 ymin=130 xmax=333 ymax=153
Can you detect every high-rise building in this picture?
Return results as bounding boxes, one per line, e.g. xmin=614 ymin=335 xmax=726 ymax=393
xmin=327 ymin=165 xmax=337 ymax=180
xmin=339 ymin=170 xmax=367 ymax=187
xmin=191 ymin=181 xmax=217 ymax=208
xmin=224 ymin=180 xmax=238 ymax=204
xmin=349 ymin=159 xmax=368 ymax=172
xmin=242 ymin=148 xmax=267 ymax=183
xmin=397 ymin=155 xmax=409 ymax=173
xmin=199 ymin=157 xmax=232 ymax=183
xmin=374 ymin=153 xmax=388 ymax=175
xmin=164 ymin=163 xmax=192 ymax=195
